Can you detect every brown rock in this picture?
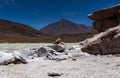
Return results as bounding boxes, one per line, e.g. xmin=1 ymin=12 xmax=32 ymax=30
xmin=89 ymin=4 xmax=120 ymax=32
xmin=81 ymin=25 xmax=120 ymax=55
xmin=93 ymin=18 xmax=119 ymax=32
xmin=93 ymin=21 xmax=102 ymax=32
xmin=88 ymin=5 xmax=120 ymax=20
xmin=102 ymin=18 xmax=119 ymax=31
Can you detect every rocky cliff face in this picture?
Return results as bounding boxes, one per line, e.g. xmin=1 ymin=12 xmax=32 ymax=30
xmin=88 ymin=4 xmax=120 ymax=32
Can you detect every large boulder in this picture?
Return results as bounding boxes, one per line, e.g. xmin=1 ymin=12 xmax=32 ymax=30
xmin=89 ymin=4 xmax=120 ymax=32
xmin=81 ymin=25 xmax=120 ymax=54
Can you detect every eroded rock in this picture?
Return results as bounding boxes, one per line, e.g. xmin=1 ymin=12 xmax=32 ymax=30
xmin=89 ymin=4 xmax=120 ymax=32
xmin=81 ymin=25 xmax=120 ymax=54
xmin=88 ymin=4 xmax=120 ymax=20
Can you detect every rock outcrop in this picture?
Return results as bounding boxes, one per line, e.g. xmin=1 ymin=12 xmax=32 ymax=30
xmin=88 ymin=4 xmax=120 ymax=32
xmin=81 ymin=25 xmax=120 ymax=54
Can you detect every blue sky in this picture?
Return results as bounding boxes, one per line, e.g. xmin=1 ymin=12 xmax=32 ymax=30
xmin=0 ymin=0 xmax=120 ymax=29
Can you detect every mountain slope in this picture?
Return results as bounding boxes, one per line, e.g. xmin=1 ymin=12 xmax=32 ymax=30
xmin=0 ymin=19 xmax=41 ymax=37
xmin=40 ymin=19 xmax=94 ymax=35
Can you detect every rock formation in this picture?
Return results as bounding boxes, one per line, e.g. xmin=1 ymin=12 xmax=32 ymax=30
xmin=81 ymin=25 xmax=120 ymax=54
xmin=88 ymin=4 xmax=120 ymax=32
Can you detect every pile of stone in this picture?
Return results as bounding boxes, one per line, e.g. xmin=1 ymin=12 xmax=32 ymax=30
xmin=0 ymin=38 xmax=89 ymax=65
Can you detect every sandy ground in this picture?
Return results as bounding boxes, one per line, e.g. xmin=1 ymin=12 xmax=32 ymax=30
xmin=0 ymin=55 xmax=120 ymax=78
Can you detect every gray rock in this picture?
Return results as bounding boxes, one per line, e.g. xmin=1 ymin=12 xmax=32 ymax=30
xmin=52 ymin=43 xmax=66 ymax=52
xmin=36 ymin=47 xmax=56 ymax=57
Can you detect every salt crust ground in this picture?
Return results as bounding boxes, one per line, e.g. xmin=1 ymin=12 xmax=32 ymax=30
xmin=0 ymin=55 xmax=120 ymax=78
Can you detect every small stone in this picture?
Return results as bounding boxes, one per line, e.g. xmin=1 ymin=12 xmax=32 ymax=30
xmin=48 ymin=72 xmax=63 ymax=77
xmin=116 ymin=64 xmax=120 ymax=67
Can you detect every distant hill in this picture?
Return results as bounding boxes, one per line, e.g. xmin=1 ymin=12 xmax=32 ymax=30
xmin=0 ymin=19 xmax=41 ymax=38
xmin=40 ymin=19 xmax=94 ymax=35
xmin=0 ymin=19 xmax=97 ymax=43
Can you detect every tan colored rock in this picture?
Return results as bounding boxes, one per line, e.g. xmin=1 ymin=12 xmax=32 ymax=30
xmin=81 ymin=25 xmax=120 ymax=54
